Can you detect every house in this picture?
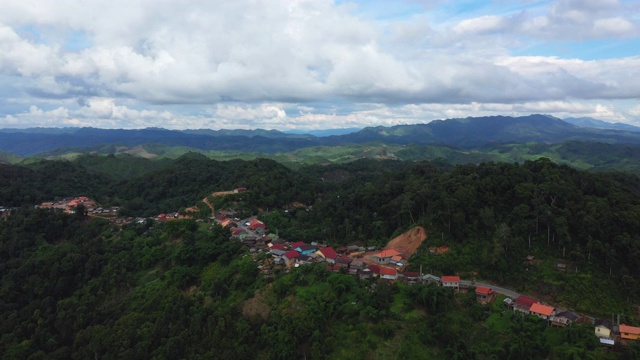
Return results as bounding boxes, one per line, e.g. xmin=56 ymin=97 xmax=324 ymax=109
xmin=350 ymin=260 xmax=365 ymax=270
xmin=283 ymin=250 xmax=300 ymax=266
xmin=270 ymin=249 xmax=286 ymax=257
xmin=295 ymin=244 xmax=317 ymax=255
xmin=307 ymin=252 xmax=321 ymax=262
xmin=270 ymin=243 xmax=287 ymax=251
xmin=368 ymin=264 xmax=381 ymax=276
xmin=529 ymin=303 xmax=555 ymax=320
xmin=423 ymin=274 xmax=440 ymax=284
xmin=390 ymin=255 xmax=403 ymax=265
xmin=403 ymin=271 xmax=420 ymax=280
xmin=380 ymin=267 xmax=398 ymax=280
xmin=327 ymin=264 xmax=342 ymax=272
xmin=316 ymin=247 xmax=338 ymax=264
xmin=373 ymin=249 xmax=402 ymax=264
xmin=403 ymin=271 xmax=420 ymax=284
xmin=475 ymin=286 xmax=495 ymax=304
xmin=249 ymin=218 xmax=266 ymax=230
xmin=441 ymin=276 xmax=460 ymax=290
xmin=619 ymin=324 xmax=640 ymax=341
xmin=346 ymin=245 xmax=360 ymax=254
xmin=575 ymin=315 xmax=595 ymax=325
xmin=594 ymin=319 xmax=613 ymax=338
xmin=550 ymin=311 xmax=579 ymax=327
xmin=358 ymin=268 xmax=372 ymax=280
xmin=513 ymin=295 xmax=538 ymax=314
xmin=297 ymin=254 xmax=310 ymax=264
xmin=335 ymin=256 xmax=352 ymax=268
xmin=291 ymin=241 xmax=305 ymax=249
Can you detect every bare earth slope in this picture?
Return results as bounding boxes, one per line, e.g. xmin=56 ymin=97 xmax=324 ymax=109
xmin=384 ymin=226 xmax=427 ymax=259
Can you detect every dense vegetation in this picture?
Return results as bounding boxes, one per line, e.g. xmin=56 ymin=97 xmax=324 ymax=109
xmin=3 ymin=153 xmax=640 ymax=358
xmin=3 ymin=208 xmax=637 ymax=359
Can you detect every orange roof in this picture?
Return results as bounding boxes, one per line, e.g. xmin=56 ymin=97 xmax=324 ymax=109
xmin=475 ymin=286 xmax=494 ymax=295
xmin=376 ymin=249 xmax=401 ymax=258
xmin=620 ymin=324 xmax=640 ymax=335
xmin=441 ymin=276 xmax=460 ymax=283
xmin=390 ymin=255 xmax=403 ymax=262
xmin=530 ymin=303 xmax=554 ymax=316
xmin=379 ymin=267 xmax=397 ymax=276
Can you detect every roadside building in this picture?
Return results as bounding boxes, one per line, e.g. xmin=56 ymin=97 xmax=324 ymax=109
xmin=530 ymin=303 xmax=555 ymax=320
xmin=441 ymin=276 xmax=460 ymax=290
xmin=475 ymin=286 xmax=495 ymax=304
xmin=620 ymin=324 xmax=640 ymax=341
xmin=513 ymin=295 xmax=538 ymax=314
xmin=594 ymin=319 xmax=613 ymax=339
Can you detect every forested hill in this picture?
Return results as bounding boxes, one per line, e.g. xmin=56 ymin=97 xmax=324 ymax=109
xmin=4 ymin=114 xmax=640 ymax=156
xmin=3 ymin=156 xmax=640 ymax=358
xmin=3 ymin=155 xmax=640 ymax=287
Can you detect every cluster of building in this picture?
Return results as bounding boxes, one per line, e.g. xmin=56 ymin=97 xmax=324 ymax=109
xmin=216 ymin=209 xmax=640 ymax=349
xmin=90 ymin=206 xmax=120 ymax=216
xmin=35 ymin=196 xmax=124 ymax=219
xmin=37 ymin=196 xmax=95 ymax=214
xmin=251 ymin=237 xmax=462 ymax=287
xmin=507 ymin=294 xmax=640 ymax=346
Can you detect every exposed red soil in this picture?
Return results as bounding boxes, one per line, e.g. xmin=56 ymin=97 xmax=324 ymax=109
xmin=384 ymin=226 xmax=427 ymax=258
xmin=358 ymin=226 xmax=427 ymax=267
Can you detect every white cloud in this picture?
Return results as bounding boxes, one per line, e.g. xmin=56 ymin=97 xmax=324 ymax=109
xmin=0 ymin=0 xmax=638 ymax=129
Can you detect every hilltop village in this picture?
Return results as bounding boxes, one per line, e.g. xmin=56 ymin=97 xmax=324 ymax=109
xmin=26 ymin=189 xmax=640 ymax=350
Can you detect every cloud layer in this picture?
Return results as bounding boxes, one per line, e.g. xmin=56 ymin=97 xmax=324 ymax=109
xmin=0 ymin=0 xmax=639 ymax=129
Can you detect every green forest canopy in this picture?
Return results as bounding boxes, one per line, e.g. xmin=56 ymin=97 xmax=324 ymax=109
xmin=2 ymin=154 xmax=640 ymax=358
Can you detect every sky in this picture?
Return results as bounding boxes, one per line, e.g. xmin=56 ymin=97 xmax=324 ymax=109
xmin=0 ymin=0 xmax=639 ymax=130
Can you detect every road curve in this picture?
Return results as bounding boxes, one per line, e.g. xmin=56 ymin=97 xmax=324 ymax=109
xmin=460 ymin=280 xmax=520 ymax=299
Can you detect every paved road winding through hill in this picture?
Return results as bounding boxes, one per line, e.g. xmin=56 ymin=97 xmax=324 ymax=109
xmin=460 ymin=280 xmax=521 ymax=299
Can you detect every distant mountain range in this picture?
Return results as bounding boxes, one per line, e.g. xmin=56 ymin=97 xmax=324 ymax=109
xmin=3 ymin=114 xmax=640 ymax=156
xmin=563 ymin=117 xmax=640 ymax=132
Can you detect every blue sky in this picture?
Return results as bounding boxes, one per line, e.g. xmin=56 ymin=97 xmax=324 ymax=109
xmin=0 ymin=0 xmax=639 ymax=130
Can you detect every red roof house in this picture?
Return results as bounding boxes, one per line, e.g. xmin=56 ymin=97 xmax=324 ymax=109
xmin=290 ymin=241 xmax=305 ymax=249
xmin=283 ymin=250 xmax=300 ymax=266
xmin=403 ymin=271 xmax=420 ymax=281
xmin=380 ymin=267 xmax=398 ymax=280
xmin=270 ymin=243 xmax=287 ymax=251
xmin=475 ymin=286 xmax=496 ymax=304
xmin=441 ymin=276 xmax=461 ymax=289
xmin=327 ymin=264 xmax=342 ymax=272
xmin=368 ymin=264 xmax=381 ymax=275
xmin=475 ymin=286 xmax=493 ymax=295
xmin=318 ymin=247 xmax=338 ymax=263
xmin=514 ymin=295 xmax=538 ymax=313
xmin=530 ymin=303 xmax=555 ymax=319
xmin=620 ymin=324 xmax=640 ymax=340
